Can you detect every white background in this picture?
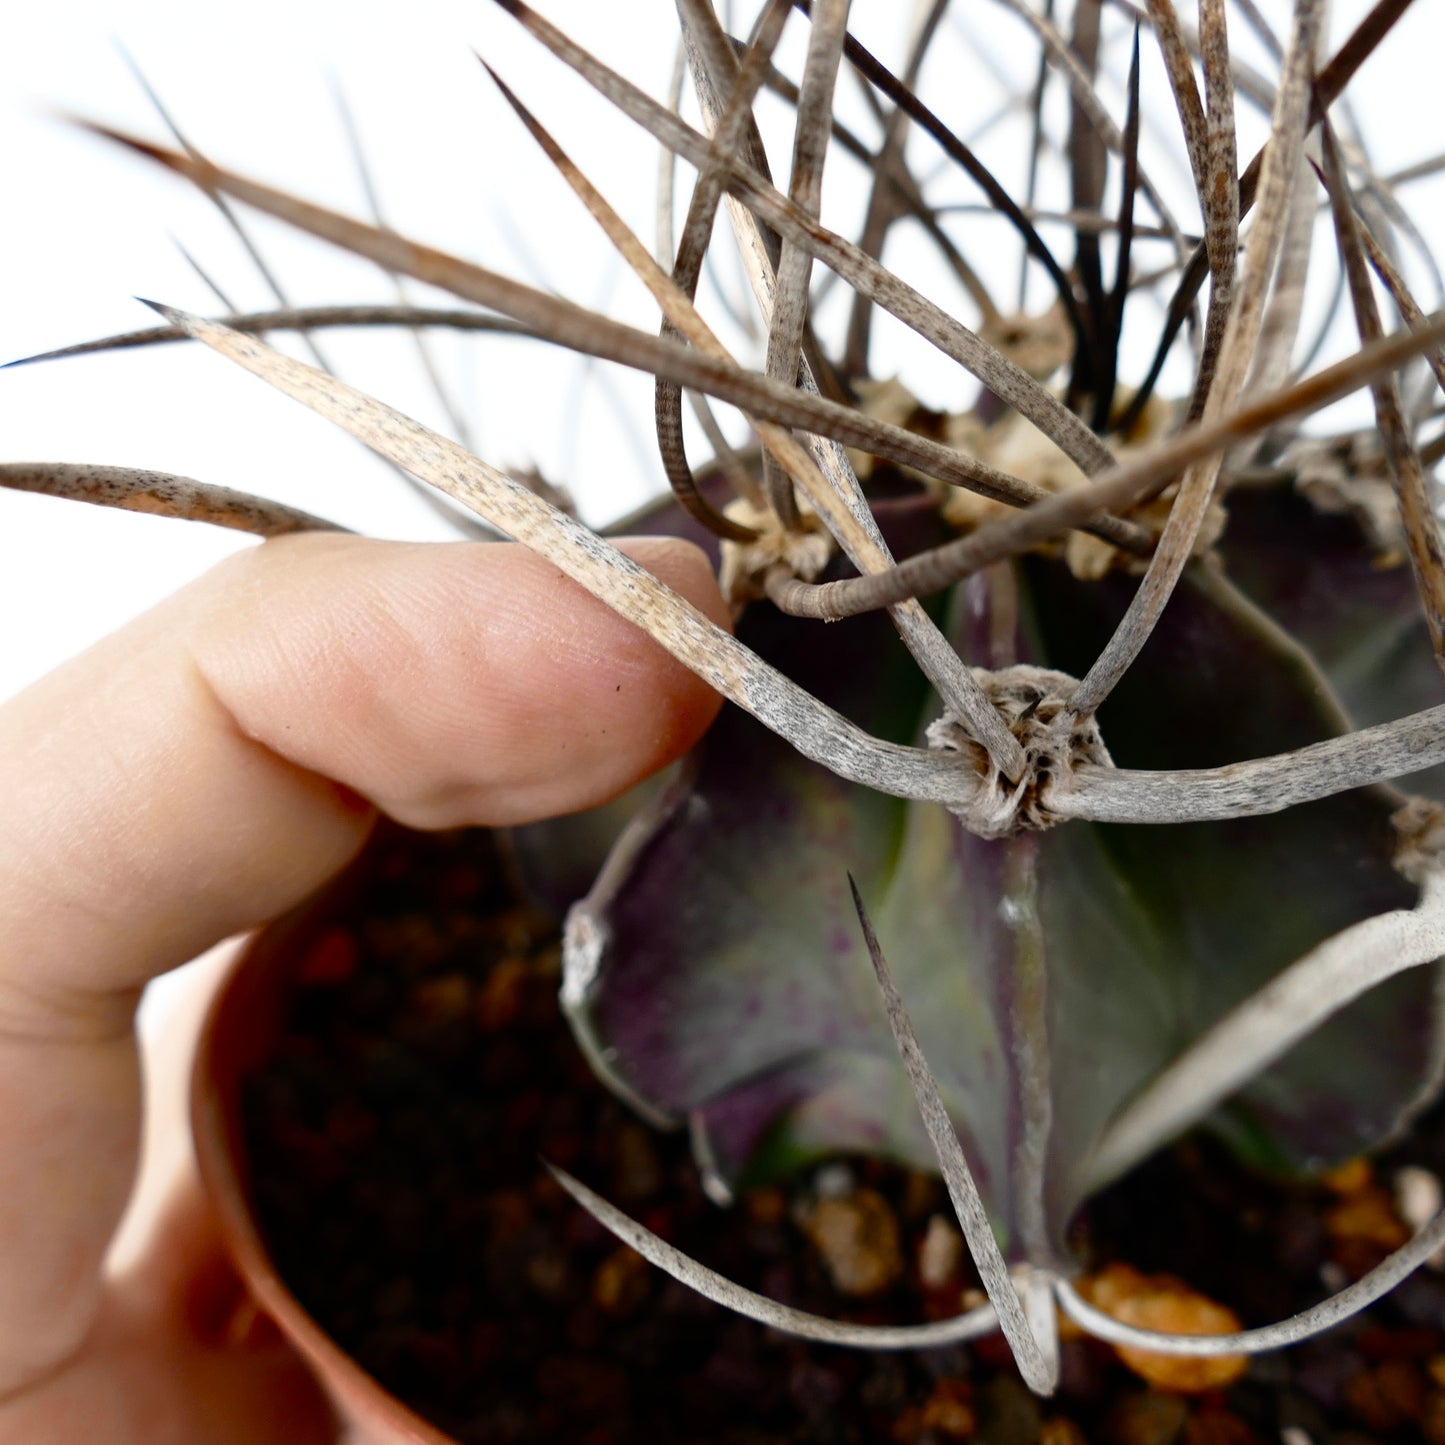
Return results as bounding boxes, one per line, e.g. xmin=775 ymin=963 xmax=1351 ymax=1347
xmin=0 ymin=2 xmax=688 ymax=698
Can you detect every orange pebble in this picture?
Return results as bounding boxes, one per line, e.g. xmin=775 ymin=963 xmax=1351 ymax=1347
xmin=591 ymin=1245 xmax=651 ymax=1318
xmin=919 ymin=1378 xmax=976 ymax=1439
xmin=1039 ymin=1417 xmax=1088 ymax=1445
xmin=1080 ymin=1263 xmax=1249 ymax=1393
xmin=1326 ymin=1187 xmax=1411 ymax=1251
xmin=1320 ymin=1157 xmax=1374 ymax=1195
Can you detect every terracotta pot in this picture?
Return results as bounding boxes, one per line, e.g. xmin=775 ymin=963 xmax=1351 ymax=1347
xmin=190 ymin=859 xmax=458 ymax=1445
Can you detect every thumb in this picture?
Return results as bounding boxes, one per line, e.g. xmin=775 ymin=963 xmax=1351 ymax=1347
xmin=0 ymin=530 xmax=729 ymax=997
xmin=0 ymin=530 xmax=727 ymax=1399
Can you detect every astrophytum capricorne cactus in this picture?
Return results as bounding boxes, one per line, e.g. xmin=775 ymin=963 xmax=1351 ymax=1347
xmin=11 ymin=0 xmax=1445 ymax=1400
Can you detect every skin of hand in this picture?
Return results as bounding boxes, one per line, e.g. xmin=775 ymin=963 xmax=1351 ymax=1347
xmin=0 ymin=531 xmax=730 ymax=1443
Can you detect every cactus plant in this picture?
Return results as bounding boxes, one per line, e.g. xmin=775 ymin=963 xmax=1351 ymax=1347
xmin=12 ymin=0 xmax=1445 ymax=1399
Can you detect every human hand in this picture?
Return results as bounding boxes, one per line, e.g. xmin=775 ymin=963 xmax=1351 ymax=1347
xmin=0 ymin=532 xmax=729 ymax=1443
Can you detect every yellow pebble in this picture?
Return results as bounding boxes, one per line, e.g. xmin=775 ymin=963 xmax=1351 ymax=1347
xmin=1080 ymin=1263 xmax=1249 ymax=1393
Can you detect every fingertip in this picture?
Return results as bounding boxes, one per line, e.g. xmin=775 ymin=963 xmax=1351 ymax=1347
xmin=611 ymin=534 xmax=731 ymax=631
xmin=194 ymin=532 xmax=731 ymax=829
xmin=607 ymin=532 xmax=731 ymax=772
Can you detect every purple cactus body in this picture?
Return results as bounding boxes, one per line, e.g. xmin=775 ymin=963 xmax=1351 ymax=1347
xmin=550 ymin=487 xmax=1445 ymax=1252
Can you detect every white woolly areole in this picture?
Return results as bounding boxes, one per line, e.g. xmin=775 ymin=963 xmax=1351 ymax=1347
xmin=927 ymin=666 xmax=1112 ymax=839
xmin=561 ymin=904 xmax=609 ymax=1009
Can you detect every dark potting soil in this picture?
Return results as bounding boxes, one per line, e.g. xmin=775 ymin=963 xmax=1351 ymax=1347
xmin=243 ymin=826 xmax=1445 ymax=1445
